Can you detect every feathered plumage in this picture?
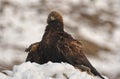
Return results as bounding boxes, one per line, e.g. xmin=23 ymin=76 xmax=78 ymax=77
xmin=25 ymin=11 xmax=104 ymax=79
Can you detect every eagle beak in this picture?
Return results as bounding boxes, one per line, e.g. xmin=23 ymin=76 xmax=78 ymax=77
xmin=50 ymin=16 xmax=55 ymax=21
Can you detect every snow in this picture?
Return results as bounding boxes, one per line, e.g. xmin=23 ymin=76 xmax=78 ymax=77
xmin=0 ymin=62 xmax=106 ymax=79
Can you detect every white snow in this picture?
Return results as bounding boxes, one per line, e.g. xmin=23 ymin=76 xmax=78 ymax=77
xmin=0 ymin=62 xmax=106 ymax=79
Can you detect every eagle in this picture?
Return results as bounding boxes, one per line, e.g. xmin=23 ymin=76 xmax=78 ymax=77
xmin=25 ymin=11 xmax=104 ymax=79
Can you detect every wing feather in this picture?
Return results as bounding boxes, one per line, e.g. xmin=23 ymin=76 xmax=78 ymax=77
xmin=57 ymin=38 xmax=104 ymax=78
xmin=25 ymin=42 xmax=40 ymax=63
xmin=57 ymin=39 xmax=94 ymax=68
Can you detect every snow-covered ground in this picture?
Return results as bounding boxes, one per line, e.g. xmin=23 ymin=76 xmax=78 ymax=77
xmin=0 ymin=62 xmax=107 ymax=79
xmin=0 ymin=0 xmax=120 ymax=79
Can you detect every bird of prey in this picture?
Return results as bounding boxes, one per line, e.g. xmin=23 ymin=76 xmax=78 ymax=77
xmin=25 ymin=11 xmax=104 ymax=79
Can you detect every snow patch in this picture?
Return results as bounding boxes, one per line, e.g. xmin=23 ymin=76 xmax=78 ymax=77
xmin=1 ymin=62 xmax=106 ymax=79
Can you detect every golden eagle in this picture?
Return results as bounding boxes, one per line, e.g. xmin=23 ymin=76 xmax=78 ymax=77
xmin=25 ymin=11 xmax=104 ymax=79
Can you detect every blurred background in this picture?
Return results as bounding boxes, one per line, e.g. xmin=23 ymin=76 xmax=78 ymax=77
xmin=0 ymin=0 xmax=120 ymax=79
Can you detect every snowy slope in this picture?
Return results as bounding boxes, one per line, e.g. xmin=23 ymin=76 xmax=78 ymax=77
xmin=0 ymin=62 xmax=107 ymax=79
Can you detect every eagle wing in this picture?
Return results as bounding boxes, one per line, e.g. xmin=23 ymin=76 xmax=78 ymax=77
xmin=57 ymin=38 xmax=102 ymax=76
xmin=57 ymin=39 xmax=90 ymax=66
xmin=25 ymin=42 xmax=40 ymax=63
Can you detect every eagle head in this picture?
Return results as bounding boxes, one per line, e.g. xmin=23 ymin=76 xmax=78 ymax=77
xmin=47 ymin=11 xmax=63 ymax=26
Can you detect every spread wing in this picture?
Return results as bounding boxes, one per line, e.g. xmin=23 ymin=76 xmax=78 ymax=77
xmin=25 ymin=42 xmax=40 ymax=63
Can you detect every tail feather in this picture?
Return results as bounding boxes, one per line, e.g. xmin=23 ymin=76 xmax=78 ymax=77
xmin=90 ymin=66 xmax=105 ymax=79
xmin=77 ymin=65 xmax=105 ymax=79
